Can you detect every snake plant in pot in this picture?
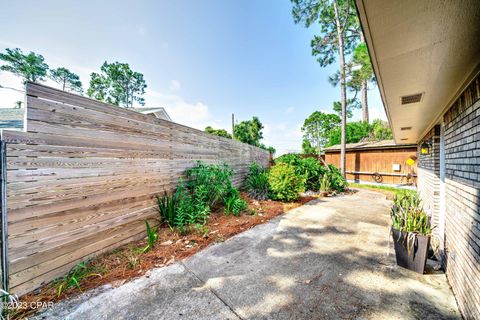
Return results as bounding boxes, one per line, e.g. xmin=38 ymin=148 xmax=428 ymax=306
xmin=390 ymin=191 xmax=433 ymax=274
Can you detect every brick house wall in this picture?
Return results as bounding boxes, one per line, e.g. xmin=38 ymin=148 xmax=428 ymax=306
xmin=417 ymin=125 xmax=441 ymax=241
xmin=443 ymin=75 xmax=480 ymax=319
xmin=417 ymin=74 xmax=480 ymax=318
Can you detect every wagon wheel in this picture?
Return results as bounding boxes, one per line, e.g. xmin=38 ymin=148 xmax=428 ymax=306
xmin=372 ymin=172 xmax=383 ymax=183
xmin=405 ymin=173 xmax=413 ymax=185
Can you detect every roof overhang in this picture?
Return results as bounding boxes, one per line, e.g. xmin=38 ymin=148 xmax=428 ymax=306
xmin=356 ymin=0 xmax=480 ymax=143
xmin=135 ymin=107 xmax=172 ymax=121
xmin=324 ymin=143 xmax=417 ymax=153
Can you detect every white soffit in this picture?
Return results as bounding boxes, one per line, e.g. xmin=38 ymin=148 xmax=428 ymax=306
xmin=356 ymin=0 xmax=480 ymax=143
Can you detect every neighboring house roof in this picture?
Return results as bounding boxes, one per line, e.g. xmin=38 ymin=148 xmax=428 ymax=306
xmin=134 ymin=107 xmax=172 ymax=121
xmin=0 ymin=108 xmax=24 ymax=130
xmin=324 ymin=140 xmax=416 ymax=152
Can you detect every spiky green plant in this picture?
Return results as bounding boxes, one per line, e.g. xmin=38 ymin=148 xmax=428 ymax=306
xmin=319 ymin=174 xmax=331 ymax=192
xmin=143 ymin=220 xmax=158 ymax=253
xmin=390 ymin=191 xmax=433 ymax=256
xmin=156 ymin=192 xmax=179 ymax=227
xmin=56 ymin=260 xmax=102 ymax=298
xmin=390 ymin=191 xmax=432 ymax=235
xmin=244 ymin=162 xmax=269 ymax=200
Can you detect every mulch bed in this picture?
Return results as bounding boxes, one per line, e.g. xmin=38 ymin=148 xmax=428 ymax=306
xmin=12 ymin=193 xmax=317 ymax=319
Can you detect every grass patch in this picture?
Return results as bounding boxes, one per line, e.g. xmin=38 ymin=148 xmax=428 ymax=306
xmin=349 ymin=183 xmax=415 ymax=200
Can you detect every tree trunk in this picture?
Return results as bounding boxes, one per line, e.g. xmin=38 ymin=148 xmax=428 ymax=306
xmin=334 ymin=0 xmax=347 ymax=177
xmin=362 ymin=79 xmax=368 ymax=122
xmin=125 ymin=83 xmax=130 ymax=108
xmin=360 ymin=32 xmax=369 ymax=123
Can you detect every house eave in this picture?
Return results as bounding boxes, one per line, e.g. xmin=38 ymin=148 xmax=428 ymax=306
xmin=355 ymin=0 xmax=480 ymax=144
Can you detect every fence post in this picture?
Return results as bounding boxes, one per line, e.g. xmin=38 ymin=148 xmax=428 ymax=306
xmin=0 ymin=140 xmax=8 ymax=293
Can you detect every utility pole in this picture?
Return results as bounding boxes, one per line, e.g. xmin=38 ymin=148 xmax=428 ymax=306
xmin=231 ymin=113 xmax=235 ymax=139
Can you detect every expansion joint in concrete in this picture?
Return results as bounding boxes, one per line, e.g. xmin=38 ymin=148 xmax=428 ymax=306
xmin=180 ymin=261 xmax=244 ymax=320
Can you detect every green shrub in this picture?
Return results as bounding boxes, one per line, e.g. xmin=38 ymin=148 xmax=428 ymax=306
xmin=391 ymin=191 xmax=432 ymax=235
xmin=175 ymin=179 xmax=210 ymax=227
xmin=268 ymin=163 xmax=305 ymax=202
xmin=245 ymin=162 xmax=269 ymax=200
xmin=298 ymin=157 xmax=326 ymax=191
xmin=324 ymin=165 xmax=348 ymax=192
xmin=276 ymin=154 xmax=327 ymax=191
xmin=275 ymin=153 xmax=302 ymax=165
xmin=158 ymin=162 xmax=243 ymax=228
xmin=185 ymin=162 xmax=233 ymax=207
xmin=224 ymin=188 xmax=248 ymax=216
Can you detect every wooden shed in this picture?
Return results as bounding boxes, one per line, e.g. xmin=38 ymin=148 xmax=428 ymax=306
xmin=324 ymin=140 xmax=418 ymax=185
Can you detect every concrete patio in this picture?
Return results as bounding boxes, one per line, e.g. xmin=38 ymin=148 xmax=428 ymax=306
xmin=34 ymin=189 xmax=460 ymax=319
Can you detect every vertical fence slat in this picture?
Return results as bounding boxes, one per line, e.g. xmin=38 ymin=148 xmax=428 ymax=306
xmin=0 ymin=140 xmax=9 ymax=293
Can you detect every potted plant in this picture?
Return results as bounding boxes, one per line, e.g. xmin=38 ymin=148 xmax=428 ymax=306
xmin=390 ymin=191 xmax=433 ymax=274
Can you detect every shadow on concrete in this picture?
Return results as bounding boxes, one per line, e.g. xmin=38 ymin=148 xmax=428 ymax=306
xmin=185 ymin=190 xmax=460 ymax=319
xmin=35 ymin=189 xmax=461 ymax=320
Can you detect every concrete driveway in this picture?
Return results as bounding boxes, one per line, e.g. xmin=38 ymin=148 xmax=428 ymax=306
xmin=35 ymin=189 xmax=460 ymax=320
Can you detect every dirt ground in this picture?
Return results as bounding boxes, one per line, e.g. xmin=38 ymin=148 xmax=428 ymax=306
xmin=12 ymin=193 xmax=317 ymax=319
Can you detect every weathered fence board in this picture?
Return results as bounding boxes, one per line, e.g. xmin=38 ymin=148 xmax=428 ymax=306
xmin=2 ymin=82 xmax=269 ymax=296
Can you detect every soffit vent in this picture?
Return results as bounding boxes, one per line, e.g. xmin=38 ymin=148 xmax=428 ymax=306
xmin=401 ymin=127 xmax=412 ymax=131
xmin=401 ymin=93 xmax=423 ymax=105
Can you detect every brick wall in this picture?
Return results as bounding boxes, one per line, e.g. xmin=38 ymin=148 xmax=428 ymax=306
xmin=418 ymin=74 xmax=480 ymax=318
xmin=417 ymin=125 xmax=441 ymax=241
xmin=442 ymin=75 xmax=480 ymax=319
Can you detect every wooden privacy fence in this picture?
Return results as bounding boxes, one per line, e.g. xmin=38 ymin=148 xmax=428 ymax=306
xmin=325 ymin=146 xmax=417 ymax=185
xmin=0 ymin=82 xmax=269 ymax=296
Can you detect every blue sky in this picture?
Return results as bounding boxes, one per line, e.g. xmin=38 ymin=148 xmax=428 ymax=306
xmin=0 ymin=0 xmax=385 ymax=154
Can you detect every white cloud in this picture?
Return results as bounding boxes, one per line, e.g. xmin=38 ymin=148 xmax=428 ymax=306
xmin=0 ymin=71 xmax=222 ymax=133
xmin=0 ymin=41 xmax=97 ymax=108
xmin=0 ymin=73 xmax=25 ymax=108
xmin=145 ymin=88 xmax=219 ymax=130
xmin=0 ymin=40 xmax=22 ymax=49
xmin=287 ymin=123 xmax=303 ymax=138
xmin=169 ymin=80 xmax=181 ymax=91
xmin=369 ymin=105 xmax=388 ymax=121
xmin=263 ymin=122 xmax=303 ymax=155
xmin=0 ymin=62 xmax=93 ymax=108
xmin=286 ymin=106 xmax=295 ymax=113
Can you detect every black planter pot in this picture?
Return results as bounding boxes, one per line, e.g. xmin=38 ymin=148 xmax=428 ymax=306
xmin=391 ymin=228 xmax=430 ymax=274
